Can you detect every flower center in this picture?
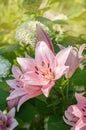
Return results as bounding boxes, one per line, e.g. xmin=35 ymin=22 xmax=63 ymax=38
xmin=35 ymin=62 xmax=55 ymax=80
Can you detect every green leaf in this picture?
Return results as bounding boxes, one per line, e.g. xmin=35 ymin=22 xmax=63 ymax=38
xmin=0 ymin=89 xmax=9 ymax=110
xmin=34 ymin=98 xmax=52 ymax=115
xmin=58 ymin=35 xmax=86 ymax=46
xmin=53 ymin=19 xmax=69 ymax=25
xmin=16 ymin=101 xmax=35 ymax=123
xmin=71 ymin=69 xmax=86 ymax=86
xmin=47 ymin=115 xmax=70 ymax=130
xmin=0 ymin=79 xmax=9 ymax=90
xmin=0 ymin=43 xmax=20 ymax=54
xmin=36 ymin=94 xmax=47 ymax=103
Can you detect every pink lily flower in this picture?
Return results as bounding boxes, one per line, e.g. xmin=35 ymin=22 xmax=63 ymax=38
xmin=7 ymin=66 xmax=42 ymax=111
xmin=58 ymin=44 xmax=86 ymax=78
xmin=0 ymin=108 xmax=18 ymax=130
xmin=17 ymin=41 xmax=72 ymax=97
xmin=63 ymin=93 xmax=86 ymax=130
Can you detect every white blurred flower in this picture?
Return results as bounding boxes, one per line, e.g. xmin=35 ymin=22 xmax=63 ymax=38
xmin=15 ymin=21 xmax=49 ymax=49
xmin=43 ymin=10 xmax=68 ymax=21
xmin=52 ymin=14 xmax=68 ymax=21
xmin=0 ymin=56 xmax=11 ymax=80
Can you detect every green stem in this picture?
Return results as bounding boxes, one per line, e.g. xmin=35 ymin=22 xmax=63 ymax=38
xmin=60 ymin=87 xmax=67 ymax=105
xmin=66 ymin=79 xmax=69 ymax=99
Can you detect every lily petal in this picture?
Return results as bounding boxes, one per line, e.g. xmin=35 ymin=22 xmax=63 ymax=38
xmin=17 ymin=89 xmax=42 ymax=111
xmin=75 ymin=93 xmax=86 ymax=106
xmin=12 ymin=66 xmax=22 ymax=79
xmin=7 ymin=108 xmax=15 ymax=118
xmin=36 ymin=24 xmax=54 ymax=52
xmin=17 ymin=57 xmax=35 ymax=72
xmin=35 ymin=41 xmax=55 ymax=67
xmin=75 ymin=118 xmax=86 ymax=130
xmin=7 ymin=89 xmax=27 ymax=100
xmin=55 ymin=65 xmax=68 ymax=79
xmin=6 ymin=80 xmax=17 ymax=88
xmin=41 ymin=81 xmax=55 ymax=97
xmin=55 ymin=46 xmax=72 ymax=66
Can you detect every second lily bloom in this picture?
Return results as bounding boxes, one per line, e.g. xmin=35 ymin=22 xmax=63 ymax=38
xmin=58 ymin=44 xmax=86 ymax=78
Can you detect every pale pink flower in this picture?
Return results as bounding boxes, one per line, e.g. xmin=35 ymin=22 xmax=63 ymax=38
xmin=0 ymin=108 xmax=18 ymax=130
xmin=58 ymin=44 xmax=86 ymax=78
xmin=17 ymin=41 xmax=72 ymax=97
xmin=7 ymin=66 xmax=42 ymax=111
xmin=63 ymin=93 xmax=86 ymax=130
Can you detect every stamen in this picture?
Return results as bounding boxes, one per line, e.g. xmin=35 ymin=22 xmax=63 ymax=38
xmin=42 ymin=61 xmax=45 ymax=66
xmin=82 ymin=108 xmax=85 ymax=112
xmin=48 ymin=63 xmax=50 ymax=68
xmin=35 ymin=71 xmax=39 ymax=75
xmin=35 ymin=66 xmax=38 ymax=71
xmin=49 ymin=68 xmax=52 ymax=72
xmin=84 ymin=115 xmax=86 ymax=118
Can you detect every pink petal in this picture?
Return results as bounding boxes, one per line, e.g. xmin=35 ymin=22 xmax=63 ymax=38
xmin=75 ymin=118 xmax=86 ymax=130
xmin=12 ymin=65 xmax=22 ymax=79
xmin=71 ymin=127 xmax=75 ymax=130
xmin=41 ymin=81 xmax=55 ymax=97
xmin=72 ymin=105 xmax=82 ymax=118
xmin=7 ymin=108 xmax=18 ymax=130
xmin=35 ymin=41 xmax=55 ymax=68
xmin=55 ymin=46 xmax=72 ymax=66
xmin=36 ymin=24 xmax=54 ymax=52
xmin=7 ymin=98 xmax=19 ymax=109
xmin=7 ymin=108 xmax=15 ymax=118
xmin=55 ymin=65 xmax=69 ymax=79
xmin=7 ymin=89 xmax=27 ymax=100
xmin=63 ymin=116 xmax=74 ymax=126
xmin=24 ymin=71 xmax=49 ymax=86
xmin=75 ymin=93 xmax=86 ymax=106
xmin=57 ymin=44 xmax=65 ymax=49
xmin=7 ymin=118 xmax=18 ymax=130
xmin=6 ymin=80 xmax=17 ymax=88
xmin=17 ymin=89 xmax=42 ymax=111
xmin=17 ymin=57 xmax=35 ymax=72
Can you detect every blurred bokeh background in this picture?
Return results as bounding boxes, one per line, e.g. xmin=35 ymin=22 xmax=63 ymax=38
xmin=0 ymin=0 xmax=86 ymax=46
